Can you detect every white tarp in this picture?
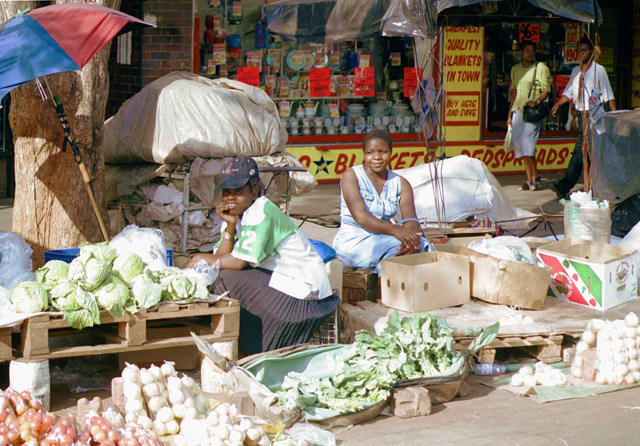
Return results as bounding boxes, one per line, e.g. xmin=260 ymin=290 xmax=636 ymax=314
xmin=104 ymin=71 xmax=288 ymax=164
xmin=396 ymin=155 xmax=535 ymax=228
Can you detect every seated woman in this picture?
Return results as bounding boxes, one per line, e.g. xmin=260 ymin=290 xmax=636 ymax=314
xmin=187 ymin=156 xmax=339 ymax=355
xmin=333 ymin=129 xmax=432 ymax=275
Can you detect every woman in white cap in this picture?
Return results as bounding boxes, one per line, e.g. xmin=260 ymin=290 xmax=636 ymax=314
xmin=187 ymin=156 xmax=339 ymax=355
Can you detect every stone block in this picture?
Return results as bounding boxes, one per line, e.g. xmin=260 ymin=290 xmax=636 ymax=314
xmin=390 ymin=386 xmax=431 ymax=418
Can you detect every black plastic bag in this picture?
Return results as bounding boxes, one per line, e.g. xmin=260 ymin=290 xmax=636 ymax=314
xmin=611 ymin=194 xmax=640 ymax=237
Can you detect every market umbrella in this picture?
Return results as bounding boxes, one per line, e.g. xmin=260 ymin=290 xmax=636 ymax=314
xmin=0 ymin=3 xmax=154 ymax=241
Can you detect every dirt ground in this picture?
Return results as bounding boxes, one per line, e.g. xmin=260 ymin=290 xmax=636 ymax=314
xmin=3 ymin=172 xmax=639 ymax=445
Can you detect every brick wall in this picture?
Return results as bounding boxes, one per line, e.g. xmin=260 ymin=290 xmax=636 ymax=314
xmin=107 ymin=0 xmax=194 ymax=118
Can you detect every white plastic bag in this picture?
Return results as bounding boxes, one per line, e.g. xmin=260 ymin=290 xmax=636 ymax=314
xmin=285 ymin=423 xmax=336 ymax=446
xmin=503 ymin=125 xmax=513 ymax=153
xmin=0 ymin=232 xmax=35 ymax=290
xmin=10 ymin=359 xmax=50 ymax=411
xmin=109 ymin=225 xmax=168 ymax=271
xmin=466 ymin=236 xmax=535 ymax=264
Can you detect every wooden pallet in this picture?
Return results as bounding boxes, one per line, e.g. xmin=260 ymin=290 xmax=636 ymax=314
xmin=19 ymin=298 xmax=240 ymax=360
xmin=0 ymin=327 xmax=12 ymax=362
xmin=455 ymin=334 xmax=564 ymax=364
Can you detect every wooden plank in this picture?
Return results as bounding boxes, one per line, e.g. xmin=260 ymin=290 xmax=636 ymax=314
xmin=27 ymin=334 xmax=238 ymax=360
xmin=0 ymin=327 xmax=12 ymax=362
xmin=21 ymin=317 xmax=50 ymax=359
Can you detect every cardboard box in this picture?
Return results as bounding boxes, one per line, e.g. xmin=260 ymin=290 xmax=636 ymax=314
xmin=118 ymin=326 xmax=199 ymax=370
xmin=536 ymin=238 xmax=638 ymax=311
xmin=380 ymin=251 xmax=470 ymax=312
xmin=455 ymin=246 xmax=552 ymax=310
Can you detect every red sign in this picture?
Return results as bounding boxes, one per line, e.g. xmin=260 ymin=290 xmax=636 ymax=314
xmin=404 ymin=67 xmax=424 ymax=98
xmin=354 ymin=67 xmax=375 ymax=97
xmin=237 ymin=67 xmax=260 ymax=87
xmin=519 ymin=23 xmax=540 ymax=43
xmin=556 ymin=75 xmax=571 ymax=100
xmin=309 ymin=68 xmax=330 ymax=97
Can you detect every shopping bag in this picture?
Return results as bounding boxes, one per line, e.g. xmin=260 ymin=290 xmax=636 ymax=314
xmin=503 ymin=125 xmax=513 ymax=153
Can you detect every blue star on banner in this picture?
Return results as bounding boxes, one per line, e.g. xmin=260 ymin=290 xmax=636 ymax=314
xmin=313 ymin=155 xmax=334 ymax=175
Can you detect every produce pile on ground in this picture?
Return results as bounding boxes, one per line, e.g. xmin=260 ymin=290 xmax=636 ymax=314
xmin=571 ymin=312 xmax=640 ymax=385
xmin=269 ymin=312 xmax=467 ymax=414
xmin=121 ymin=361 xmax=272 ymax=445
xmin=11 ymin=243 xmax=209 ymax=329
xmin=0 ymin=387 xmax=161 ymax=445
xmin=509 ymin=362 xmax=568 ymax=387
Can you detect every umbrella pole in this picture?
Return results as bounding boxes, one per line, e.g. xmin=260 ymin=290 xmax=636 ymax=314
xmin=43 ymin=78 xmax=110 ymax=242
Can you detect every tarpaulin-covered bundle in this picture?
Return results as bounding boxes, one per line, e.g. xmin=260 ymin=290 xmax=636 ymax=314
xmin=262 ymin=0 xmax=601 ymax=44
xmin=104 ymin=71 xmax=288 ymax=164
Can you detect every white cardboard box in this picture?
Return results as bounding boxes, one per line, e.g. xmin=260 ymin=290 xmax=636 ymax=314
xmin=380 ymin=251 xmax=470 ymax=313
xmin=536 ymin=238 xmax=637 ymax=311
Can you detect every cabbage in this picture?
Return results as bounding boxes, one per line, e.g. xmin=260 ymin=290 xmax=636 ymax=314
xmin=68 ymin=243 xmax=117 ymax=291
xmin=50 ymin=280 xmax=100 ymax=328
xmin=12 ymin=281 xmax=49 ymax=313
xmin=50 ymin=281 xmax=81 ymax=311
xmin=152 ymin=268 xmax=199 ymax=302
xmin=93 ymin=276 xmax=129 ymax=317
xmin=130 ymin=272 xmax=162 ymax=309
xmin=112 ymin=252 xmax=144 ymax=284
xmin=35 ymin=260 xmax=69 ymax=291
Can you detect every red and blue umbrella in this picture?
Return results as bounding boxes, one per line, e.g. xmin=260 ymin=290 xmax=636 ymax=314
xmin=0 ymin=3 xmax=153 ymax=99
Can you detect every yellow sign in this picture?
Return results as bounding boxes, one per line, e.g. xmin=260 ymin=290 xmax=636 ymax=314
xmin=442 ymin=26 xmax=483 ymax=141
xmin=287 ymin=141 xmax=574 ymax=182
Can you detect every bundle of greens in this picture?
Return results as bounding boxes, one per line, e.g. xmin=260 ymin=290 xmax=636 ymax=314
xmin=269 ymin=312 xmax=464 ymax=414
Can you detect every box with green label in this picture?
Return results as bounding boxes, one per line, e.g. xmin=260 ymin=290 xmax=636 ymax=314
xmin=536 ymin=238 xmax=637 ymax=311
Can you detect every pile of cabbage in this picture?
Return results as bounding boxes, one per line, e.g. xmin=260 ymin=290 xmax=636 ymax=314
xmin=11 ymin=243 xmax=210 ymax=329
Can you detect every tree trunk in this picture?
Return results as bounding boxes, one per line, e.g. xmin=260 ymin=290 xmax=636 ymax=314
xmin=2 ymin=0 xmax=121 ymax=268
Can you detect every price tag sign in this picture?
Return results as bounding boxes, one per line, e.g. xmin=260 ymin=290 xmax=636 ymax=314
xmin=565 ymin=44 xmax=580 ymax=64
xmin=354 ymin=67 xmax=374 ymax=97
xmin=279 ymin=78 xmax=290 ymax=97
xmin=213 ymin=43 xmax=226 ymax=65
xmin=237 ymin=67 xmax=260 ymax=87
xmin=391 ymin=52 xmax=402 ymax=67
xmin=264 ymin=74 xmax=276 ymax=95
xmin=206 ymin=59 xmax=216 ymax=75
xmin=359 ymin=53 xmax=371 ymax=68
xmin=518 ymin=23 xmax=540 ymax=43
xmin=330 ymin=50 xmax=341 ymax=68
xmin=291 ymin=51 xmax=304 ymax=67
xmin=404 ymin=67 xmax=423 ymax=98
xmin=279 ymin=101 xmax=290 ymax=117
xmin=219 ymin=65 xmax=228 ymax=77
xmin=246 ymin=51 xmax=262 ymax=70
xmin=309 ymin=68 xmax=330 ymax=97
xmin=209 ymin=0 xmax=221 ymax=7
xmin=329 ymin=103 xmax=339 ymax=118
xmin=556 ymin=74 xmax=570 ymax=99
xmin=565 ymin=23 xmax=580 ymax=44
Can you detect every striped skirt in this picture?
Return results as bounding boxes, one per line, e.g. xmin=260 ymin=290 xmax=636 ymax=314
xmin=213 ymin=267 xmax=340 ymax=355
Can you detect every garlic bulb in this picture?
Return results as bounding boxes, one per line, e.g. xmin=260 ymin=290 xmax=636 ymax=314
xmin=161 ymin=361 xmax=176 ymax=378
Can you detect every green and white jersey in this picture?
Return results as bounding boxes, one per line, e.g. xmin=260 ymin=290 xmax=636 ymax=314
xmin=216 ymin=197 xmax=332 ymax=300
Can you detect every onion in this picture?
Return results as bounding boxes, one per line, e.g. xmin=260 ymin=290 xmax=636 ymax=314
xmin=581 ymin=330 xmax=596 ymax=345
xmin=181 ymin=376 xmax=196 ymax=389
xmin=152 ymin=420 xmax=166 ymax=436
xmin=625 ymin=313 xmax=640 ymax=328
xmin=156 ymin=406 xmax=174 ymax=423
xmin=161 ymin=361 xmax=176 ymax=378
xmin=167 ymin=377 xmax=183 ymax=392
xmin=522 ymin=375 xmax=537 ymax=388
xmin=571 ymin=365 xmax=582 ymax=378
xmin=615 ymin=374 xmax=625 ymax=385
xmin=122 ymin=365 xmax=140 ymax=383
xmin=246 ymin=427 xmax=261 ymax=442
xmin=595 ymin=374 xmax=607 ymax=385
xmin=519 ymin=365 xmax=534 ymax=376
xmin=633 ymin=371 xmax=640 ymax=382
xmin=629 ymin=360 xmax=640 ymax=372
xmin=137 ymin=416 xmax=152 ymax=430
xmin=229 ymin=428 xmax=245 ymax=444
xmin=125 ymin=399 xmax=143 ymax=414
xmin=140 ymin=370 xmax=154 ymax=385
xmin=625 ymin=373 xmax=637 ymax=385
xmin=124 ymin=382 xmax=142 ymax=398
xmin=125 ymin=412 xmax=138 ymax=424
xmin=184 ymin=396 xmax=195 ymax=408
xmin=213 ymin=424 xmax=230 ymax=441
xmin=173 ymin=403 xmax=187 ymax=419
xmin=228 ymin=404 xmax=239 ymax=418
xmin=576 ymin=341 xmax=589 ymax=353
xmin=169 ymin=390 xmax=185 ymax=405
xmin=625 ymin=326 xmax=637 ymax=339
xmin=184 ymin=407 xmax=198 ymax=420
xmin=147 ymin=396 xmax=166 ymax=413
xmin=627 ymin=348 xmax=638 ymax=360
xmin=510 ymin=374 xmax=524 ymax=386
xmin=149 ymin=365 xmax=163 ymax=380
xmin=207 ymin=411 xmax=219 ymax=427
xmin=165 ymin=419 xmax=180 ymax=435
xmin=239 ymin=418 xmax=254 ymax=432
xmin=258 ymin=435 xmax=271 ymax=446
xmin=143 ymin=383 xmax=160 ymax=398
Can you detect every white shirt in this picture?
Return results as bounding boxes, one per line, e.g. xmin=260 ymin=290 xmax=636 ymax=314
xmin=562 ymin=63 xmax=614 ymax=111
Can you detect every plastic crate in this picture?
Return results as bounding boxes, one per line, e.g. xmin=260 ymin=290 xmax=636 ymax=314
xmin=44 ymin=248 xmax=174 ymax=266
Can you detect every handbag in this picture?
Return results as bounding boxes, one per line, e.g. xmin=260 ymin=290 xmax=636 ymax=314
xmin=522 ymin=62 xmax=549 ymax=123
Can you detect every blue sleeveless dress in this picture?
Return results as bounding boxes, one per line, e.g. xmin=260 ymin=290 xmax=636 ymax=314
xmin=333 ymin=164 xmax=430 ymax=275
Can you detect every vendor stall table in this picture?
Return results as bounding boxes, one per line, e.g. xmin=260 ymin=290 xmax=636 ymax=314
xmin=258 ymin=166 xmax=308 ymax=216
xmin=19 ymin=298 xmax=239 ymax=360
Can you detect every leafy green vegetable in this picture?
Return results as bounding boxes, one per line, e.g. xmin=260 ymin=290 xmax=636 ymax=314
xmin=270 ymin=312 xmax=477 ymax=415
xmin=146 ymin=267 xmax=207 ymax=303
xmin=12 ymin=281 xmax=49 ymax=313
xmin=68 ymin=243 xmax=117 ymax=291
xmin=112 ymin=252 xmax=144 ymax=284
xmin=63 ymin=310 xmax=96 ymax=331
xmin=129 ymin=271 xmax=162 ymax=309
xmin=93 ymin=276 xmax=129 ymax=317
xmin=50 ymin=281 xmax=81 ymax=311
xmin=35 ymin=260 xmax=69 ymax=291
xmin=50 ymin=280 xmax=101 ymax=329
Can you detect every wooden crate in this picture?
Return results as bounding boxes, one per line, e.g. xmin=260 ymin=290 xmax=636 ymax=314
xmin=455 ymin=334 xmax=564 ymax=364
xmin=19 ymin=298 xmax=240 ymax=360
xmin=0 ymin=327 xmax=12 ymax=362
xmin=342 ymin=268 xmax=378 ymax=304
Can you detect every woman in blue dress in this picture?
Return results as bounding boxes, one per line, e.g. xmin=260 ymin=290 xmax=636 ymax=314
xmin=333 ymin=129 xmax=431 ymax=275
